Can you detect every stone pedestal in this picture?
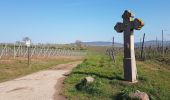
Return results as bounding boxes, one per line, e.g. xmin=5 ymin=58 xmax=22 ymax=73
xmin=123 ymin=58 xmax=137 ymax=82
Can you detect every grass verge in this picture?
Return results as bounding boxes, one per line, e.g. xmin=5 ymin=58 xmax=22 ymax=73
xmin=62 ymin=53 xmax=170 ymax=100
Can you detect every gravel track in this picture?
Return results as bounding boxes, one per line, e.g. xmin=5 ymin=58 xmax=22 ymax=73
xmin=0 ymin=61 xmax=82 ymax=100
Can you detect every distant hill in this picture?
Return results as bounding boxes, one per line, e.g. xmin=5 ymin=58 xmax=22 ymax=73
xmin=81 ymin=40 xmax=170 ymax=47
xmin=82 ymin=41 xmax=123 ymax=47
xmin=135 ymin=40 xmax=170 ymax=47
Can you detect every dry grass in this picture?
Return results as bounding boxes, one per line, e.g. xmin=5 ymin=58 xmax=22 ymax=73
xmin=0 ymin=56 xmax=84 ymax=82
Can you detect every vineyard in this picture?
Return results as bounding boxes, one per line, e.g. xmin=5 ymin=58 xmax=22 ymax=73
xmin=136 ymin=46 xmax=170 ymax=58
xmin=135 ymin=43 xmax=170 ymax=66
xmin=0 ymin=43 xmax=86 ymax=59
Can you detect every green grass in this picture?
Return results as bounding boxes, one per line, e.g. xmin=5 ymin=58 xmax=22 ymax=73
xmin=0 ymin=57 xmax=83 ymax=82
xmin=62 ymin=53 xmax=170 ymax=100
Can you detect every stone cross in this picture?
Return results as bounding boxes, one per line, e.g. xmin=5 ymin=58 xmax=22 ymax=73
xmin=114 ymin=10 xmax=144 ymax=82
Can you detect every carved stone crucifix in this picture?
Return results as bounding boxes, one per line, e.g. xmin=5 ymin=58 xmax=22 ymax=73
xmin=114 ymin=10 xmax=144 ymax=82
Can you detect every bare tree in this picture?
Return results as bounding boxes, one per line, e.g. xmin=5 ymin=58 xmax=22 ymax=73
xmin=75 ymin=40 xmax=82 ymax=48
xmin=23 ymin=37 xmax=30 ymax=42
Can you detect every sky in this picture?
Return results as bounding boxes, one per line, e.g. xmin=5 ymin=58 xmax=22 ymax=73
xmin=0 ymin=0 xmax=170 ymax=44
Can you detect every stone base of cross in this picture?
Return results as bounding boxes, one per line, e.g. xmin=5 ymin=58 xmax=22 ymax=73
xmin=114 ymin=10 xmax=144 ymax=82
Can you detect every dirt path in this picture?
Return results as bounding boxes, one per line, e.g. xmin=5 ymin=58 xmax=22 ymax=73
xmin=0 ymin=61 xmax=82 ymax=100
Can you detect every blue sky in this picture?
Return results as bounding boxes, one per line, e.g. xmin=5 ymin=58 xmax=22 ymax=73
xmin=0 ymin=0 xmax=170 ymax=44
